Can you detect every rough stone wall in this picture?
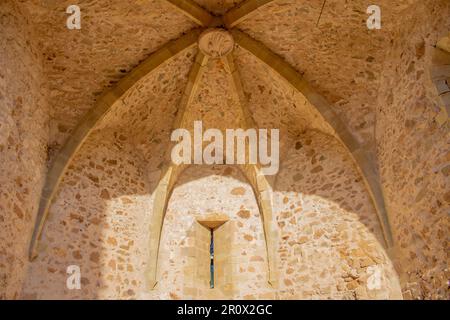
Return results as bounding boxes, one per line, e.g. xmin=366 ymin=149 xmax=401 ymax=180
xmin=19 ymin=33 xmax=196 ymax=299
xmin=375 ymin=0 xmax=450 ymax=299
xmin=22 ymin=129 xmax=152 ymax=299
xmin=17 ymin=0 xmax=196 ymax=156
xmin=98 ymin=46 xmax=197 ymax=170
xmin=20 ymin=128 xmax=401 ymax=300
xmin=0 ymin=1 xmax=48 ymax=299
xmin=237 ymin=0 xmax=417 ymax=146
xmin=182 ymin=58 xmax=245 ymax=135
xmin=147 ymin=131 xmax=403 ymax=300
xmin=146 ymin=165 xmax=272 ymax=300
xmin=2 ymin=0 xmax=447 ymax=300
xmin=274 ymin=131 xmax=402 ymax=299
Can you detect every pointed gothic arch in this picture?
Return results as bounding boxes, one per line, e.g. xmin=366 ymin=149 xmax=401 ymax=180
xmin=29 ymin=0 xmax=394 ymax=281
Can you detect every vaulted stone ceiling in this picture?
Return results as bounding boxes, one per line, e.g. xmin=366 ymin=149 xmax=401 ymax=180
xmin=237 ymin=0 xmax=419 ymax=143
xmin=19 ymin=0 xmax=439 ymax=261
xmin=2 ymin=0 xmax=449 ymax=300
xmin=18 ymin=0 xmax=196 ymax=153
xmin=18 ymin=0 xmax=423 ymax=156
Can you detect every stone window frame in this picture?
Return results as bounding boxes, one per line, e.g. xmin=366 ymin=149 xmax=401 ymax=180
xmin=197 ymin=214 xmax=229 ymax=290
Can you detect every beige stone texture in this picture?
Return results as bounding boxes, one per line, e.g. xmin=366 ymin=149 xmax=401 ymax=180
xmin=375 ymin=1 xmax=450 ymax=299
xmin=18 ymin=0 xmax=196 ymax=155
xmin=22 ymin=129 xmax=152 ymax=299
xmin=145 ymin=165 xmax=272 ymax=299
xmin=274 ymin=131 xmax=401 ymax=299
xmin=193 ymin=0 xmax=246 ymax=15
xmin=237 ymin=0 xmax=422 ymax=146
xmin=0 ymin=0 xmax=448 ymax=300
xmin=0 ymin=1 xmax=48 ymax=299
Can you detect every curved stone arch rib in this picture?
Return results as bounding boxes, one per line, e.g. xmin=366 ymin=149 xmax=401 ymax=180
xmin=147 ymin=52 xmax=209 ymax=289
xmin=223 ymin=0 xmax=276 ymax=28
xmin=222 ymin=53 xmax=278 ymax=286
xmin=241 ymin=165 xmax=278 ymax=286
xmin=164 ymin=0 xmax=215 ymax=27
xmin=231 ymin=29 xmax=394 ymax=248
xmin=149 ymin=163 xmax=277 ymax=290
xmin=162 ymin=0 xmax=277 ymax=28
xmin=146 ymin=165 xmax=181 ymax=289
xmin=28 ymin=29 xmax=203 ymax=261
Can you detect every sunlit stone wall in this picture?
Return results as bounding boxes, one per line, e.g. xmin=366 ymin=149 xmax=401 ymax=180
xmin=274 ymin=132 xmax=402 ymax=299
xmin=22 ymin=130 xmax=152 ymax=299
xmin=376 ymin=0 xmax=450 ymax=299
xmin=1 ymin=0 xmax=447 ymax=301
xmin=146 ymin=165 xmax=272 ymax=300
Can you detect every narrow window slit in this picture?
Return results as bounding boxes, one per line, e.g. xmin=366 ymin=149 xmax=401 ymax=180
xmin=197 ymin=214 xmax=228 ymax=289
xmin=210 ymin=229 xmax=214 ymax=289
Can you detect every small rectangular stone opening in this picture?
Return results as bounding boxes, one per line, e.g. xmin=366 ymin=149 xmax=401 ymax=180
xmin=197 ymin=213 xmax=229 ymax=289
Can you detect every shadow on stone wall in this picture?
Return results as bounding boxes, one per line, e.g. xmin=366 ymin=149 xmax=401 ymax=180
xmin=21 ymin=127 xmax=403 ymax=299
xmin=21 ymin=128 xmax=153 ymax=299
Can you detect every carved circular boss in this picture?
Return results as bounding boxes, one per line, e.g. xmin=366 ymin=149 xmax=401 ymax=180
xmin=198 ymin=28 xmax=234 ymax=58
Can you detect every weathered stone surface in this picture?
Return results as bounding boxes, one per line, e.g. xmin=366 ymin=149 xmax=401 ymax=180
xmin=376 ymin=0 xmax=450 ymax=300
xmin=198 ymin=29 xmax=234 ymax=58
xmin=18 ymin=0 xmax=196 ymax=155
xmin=0 ymin=0 xmax=448 ymax=300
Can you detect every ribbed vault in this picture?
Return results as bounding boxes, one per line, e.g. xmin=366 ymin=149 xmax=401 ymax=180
xmin=1 ymin=0 xmax=447 ymax=300
xmin=30 ymin=0 xmax=392 ymax=287
xmin=17 ymin=0 xmax=428 ymax=300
